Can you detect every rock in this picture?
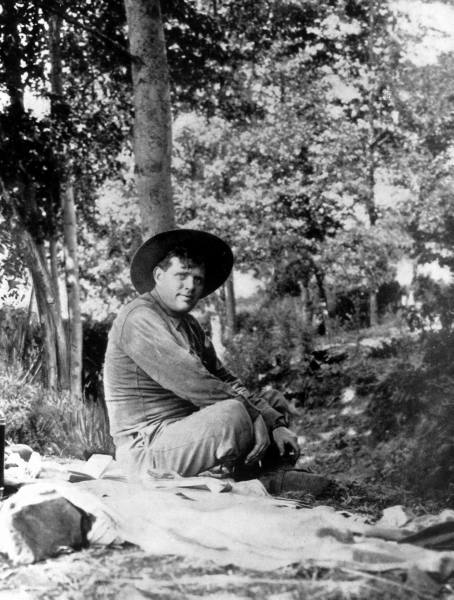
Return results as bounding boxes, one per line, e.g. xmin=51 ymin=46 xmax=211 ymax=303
xmin=0 ymin=484 xmax=88 ymax=564
xmin=376 ymin=505 xmax=412 ymax=529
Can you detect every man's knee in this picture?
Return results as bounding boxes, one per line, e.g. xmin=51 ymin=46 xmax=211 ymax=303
xmin=212 ymin=399 xmax=253 ymax=464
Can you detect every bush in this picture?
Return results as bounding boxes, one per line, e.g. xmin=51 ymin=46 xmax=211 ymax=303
xmin=58 ymin=397 xmax=115 ymax=459
xmin=225 ymin=297 xmax=355 ymax=407
xmin=0 ymin=305 xmax=41 ymax=371
xmin=367 ymin=364 xmax=424 ymax=441
xmin=224 ymin=297 xmax=314 ymax=392
xmin=405 ymin=398 xmax=454 ymax=494
xmin=364 ymin=331 xmax=454 ymax=500
xmin=0 ymin=309 xmax=112 ymax=403
xmin=0 ymin=364 xmax=113 ymax=458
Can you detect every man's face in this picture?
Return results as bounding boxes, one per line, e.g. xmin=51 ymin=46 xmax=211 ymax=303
xmin=153 ymin=256 xmax=205 ymax=315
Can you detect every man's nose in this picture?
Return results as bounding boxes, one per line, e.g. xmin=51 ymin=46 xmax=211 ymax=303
xmin=183 ymin=276 xmax=196 ymax=290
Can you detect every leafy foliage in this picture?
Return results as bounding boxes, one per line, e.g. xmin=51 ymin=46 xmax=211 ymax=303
xmin=348 ymin=330 xmax=454 ymax=500
xmin=0 ymin=362 xmax=113 ymax=457
xmin=224 ymin=298 xmax=314 ymax=391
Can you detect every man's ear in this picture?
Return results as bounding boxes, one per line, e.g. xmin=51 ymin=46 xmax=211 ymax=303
xmin=153 ymin=266 xmax=163 ymax=285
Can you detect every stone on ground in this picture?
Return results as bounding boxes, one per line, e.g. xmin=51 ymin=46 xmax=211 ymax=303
xmin=0 ymin=485 xmax=88 ymax=564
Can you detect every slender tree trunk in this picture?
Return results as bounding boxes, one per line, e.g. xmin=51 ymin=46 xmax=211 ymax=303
xmin=366 ymin=0 xmax=378 ymax=228
xmin=224 ymin=274 xmax=237 ymax=340
xmin=32 ymin=275 xmax=58 ymax=392
xmin=48 ymin=12 xmax=62 ymax=321
xmin=367 ymin=0 xmax=378 ymax=327
xmin=124 ymin=0 xmax=175 ymax=237
xmin=3 ymin=0 xmax=23 ymax=116
xmin=13 ymin=185 xmax=69 ymax=391
xmin=298 ymin=280 xmax=312 ymax=328
xmin=210 ymin=313 xmax=226 ymax=360
xmin=313 ymin=266 xmax=331 ymax=336
xmin=18 ymin=287 xmax=34 ymax=362
xmin=369 ymin=291 xmax=378 ymax=328
xmin=48 ymin=13 xmax=63 ymax=100
xmin=369 ymin=290 xmax=378 ymax=327
xmin=49 ymin=238 xmax=61 ymax=316
xmin=16 ymin=227 xmax=69 ymax=389
xmin=49 ymin=12 xmax=83 ymax=401
xmin=62 ymin=182 xmax=83 ymax=401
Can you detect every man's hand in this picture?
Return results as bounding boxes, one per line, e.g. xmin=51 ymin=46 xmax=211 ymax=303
xmin=245 ymin=415 xmax=270 ymax=465
xmin=272 ymin=426 xmax=300 ymax=458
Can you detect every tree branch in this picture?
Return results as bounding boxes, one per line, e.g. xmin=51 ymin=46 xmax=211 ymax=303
xmin=39 ymin=2 xmax=139 ymax=64
xmin=370 ymin=130 xmax=391 ymax=149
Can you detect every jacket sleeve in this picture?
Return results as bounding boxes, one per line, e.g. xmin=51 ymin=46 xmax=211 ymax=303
xmin=120 ymin=306 xmax=260 ymax=422
xmin=200 ymin=330 xmax=286 ymax=430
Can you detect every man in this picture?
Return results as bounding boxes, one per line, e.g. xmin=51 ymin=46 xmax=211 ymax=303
xmin=104 ymin=229 xmax=329 ymax=495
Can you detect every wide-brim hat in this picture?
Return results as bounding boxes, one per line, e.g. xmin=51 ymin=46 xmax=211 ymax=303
xmin=130 ymin=229 xmax=234 ymax=297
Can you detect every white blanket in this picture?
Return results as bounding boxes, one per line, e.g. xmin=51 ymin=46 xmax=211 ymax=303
xmin=2 ymin=475 xmax=454 ymax=576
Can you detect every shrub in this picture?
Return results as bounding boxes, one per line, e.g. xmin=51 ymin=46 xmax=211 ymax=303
xmin=225 ymin=297 xmax=355 ymax=407
xmin=405 ymin=397 xmax=454 ymax=495
xmin=0 ymin=306 xmax=42 ymax=371
xmin=0 ymin=364 xmax=113 ymax=458
xmin=367 ymin=362 xmax=425 ymax=441
xmin=364 ymin=331 xmax=454 ymax=500
xmin=224 ymin=297 xmax=314 ymax=391
xmin=58 ymin=397 xmax=115 ymax=459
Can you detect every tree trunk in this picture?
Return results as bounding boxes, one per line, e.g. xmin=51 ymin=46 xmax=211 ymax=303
xmin=49 ymin=12 xmax=83 ymax=402
xmin=47 ymin=11 xmax=61 ymax=322
xmin=124 ymin=0 xmax=175 ymax=237
xmin=224 ymin=274 xmax=237 ymax=340
xmin=369 ymin=290 xmax=378 ymax=327
xmin=48 ymin=13 xmax=63 ymax=100
xmin=49 ymin=238 xmax=61 ymax=316
xmin=366 ymin=0 xmax=378 ymax=326
xmin=18 ymin=287 xmax=34 ymax=362
xmin=62 ymin=182 xmax=83 ymax=401
xmin=313 ymin=266 xmax=331 ymax=336
xmin=210 ymin=313 xmax=226 ymax=361
xmin=12 ymin=183 xmax=69 ymax=391
xmin=32 ymin=275 xmax=58 ymax=392
xmin=3 ymin=0 xmax=23 ymax=116
xmin=366 ymin=0 xmax=378 ymax=228
xmin=15 ymin=227 xmax=69 ymax=389
xmin=298 ymin=280 xmax=312 ymax=328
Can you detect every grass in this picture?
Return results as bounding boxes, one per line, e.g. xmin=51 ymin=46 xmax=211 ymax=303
xmin=0 ymin=317 xmax=452 ymax=598
xmin=0 ymin=546 xmax=435 ymax=599
xmin=59 ymin=397 xmax=115 ymax=459
xmin=0 ymin=360 xmax=114 ymax=459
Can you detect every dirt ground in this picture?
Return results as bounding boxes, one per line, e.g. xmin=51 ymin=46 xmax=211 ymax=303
xmin=0 ymin=544 xmax=438 ymax=600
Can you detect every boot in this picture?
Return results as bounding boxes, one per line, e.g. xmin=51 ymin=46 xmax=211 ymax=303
xmin=258 ymin=466 xmax=331 ymax=497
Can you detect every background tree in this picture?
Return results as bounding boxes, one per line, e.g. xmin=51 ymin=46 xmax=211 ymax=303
xmin=124 ymin=0 xmax=175 ymax=238
xmin=2 ymin=0 xmax=454 ymax=394
xmin=0 ymin=0 xmax=130 ymax=392
xmin=0 ymin=0 xmax=68 ymax=391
